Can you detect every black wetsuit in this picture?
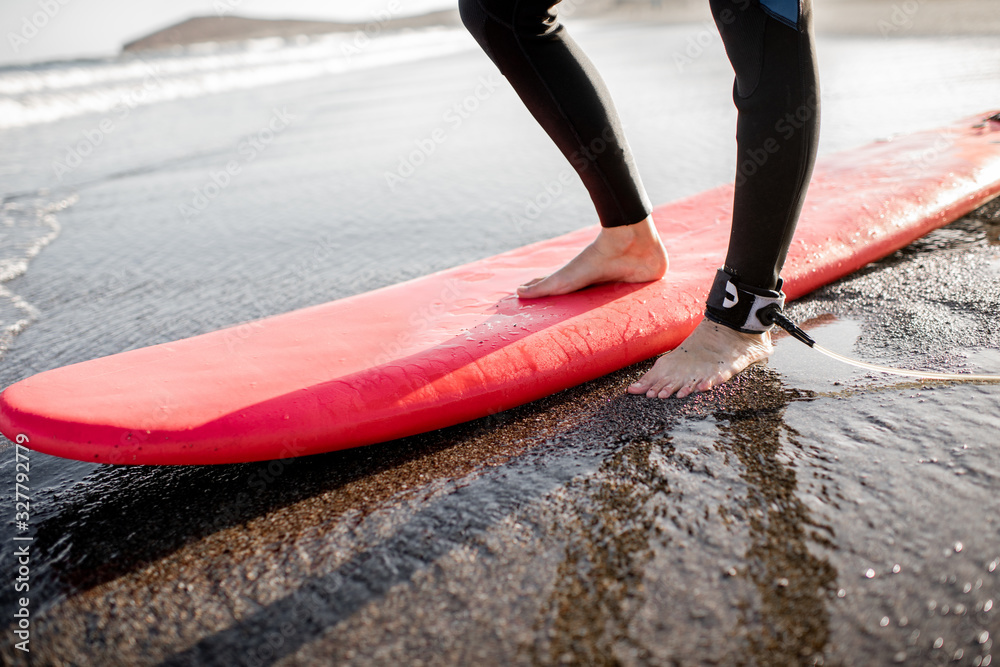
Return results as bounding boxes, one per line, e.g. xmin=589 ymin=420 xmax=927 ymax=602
xmin=459 ymin=0 xmax=820 ymax=298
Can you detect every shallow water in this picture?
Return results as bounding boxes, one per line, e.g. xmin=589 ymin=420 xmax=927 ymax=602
xmin=0 ymin=20 xmax=999 ymax=666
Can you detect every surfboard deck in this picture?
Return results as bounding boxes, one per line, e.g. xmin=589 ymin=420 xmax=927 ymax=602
xmin=3 ymin=112 xmax=999 ymax=465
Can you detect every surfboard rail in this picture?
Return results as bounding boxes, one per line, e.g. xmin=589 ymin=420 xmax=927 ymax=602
xmin=2 ymin=111 xmax=999 ymax=464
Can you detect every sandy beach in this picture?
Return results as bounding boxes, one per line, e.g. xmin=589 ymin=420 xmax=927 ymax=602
xmin=0 ymin=1 xmax=999 ymax=665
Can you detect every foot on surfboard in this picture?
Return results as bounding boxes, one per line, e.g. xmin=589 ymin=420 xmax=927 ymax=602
xmin=516 ymin=215 xmax=667 ymax=298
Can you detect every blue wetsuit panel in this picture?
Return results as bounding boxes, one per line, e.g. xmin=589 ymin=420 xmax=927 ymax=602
xmin=760 ymin=0 xmax=799 ymax=28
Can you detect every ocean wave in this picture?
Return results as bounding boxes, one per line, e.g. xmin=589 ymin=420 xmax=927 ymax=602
xmin=0 ymin=193 xmax=76 ymax=358
xmin=0 ymin=27 xmax=473 ymax=130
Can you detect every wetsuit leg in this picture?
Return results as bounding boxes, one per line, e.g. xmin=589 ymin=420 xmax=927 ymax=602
xmin=711 ymin=0 xmax=820 ymax=291
xmin=459 ymin=0 xmax=653 ymax=228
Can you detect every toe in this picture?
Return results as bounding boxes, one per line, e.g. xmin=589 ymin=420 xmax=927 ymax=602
xmin=517 ymin=274 xmax=572 ymax=299
xmin=672 ymin=378 xmax=694 ymax=398
xmin=657 ymin=380 xmax=684 ymax=399
xmin=628 ymin=367 xmax=660 ymax=394
xmin=646 ymin=382 xmax=666 ymax=398
xmin=650 ymin=377 xmax=677 ymax=399
xmin=516 ymin=277 xmax=547 ymax=298
xmin=519 ymin=276 xmax=544 ymax=289
xmin=673 ymin=375 xmax=702 ymax=398
xmin=627 ymin=380 xmax=647 ymax=395
xmin=702 ymin=370 xmax=729 ymax=391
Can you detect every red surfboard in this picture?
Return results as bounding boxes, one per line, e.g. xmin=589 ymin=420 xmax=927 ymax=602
xmin=2 ymin=112 xmax=999 ymax=465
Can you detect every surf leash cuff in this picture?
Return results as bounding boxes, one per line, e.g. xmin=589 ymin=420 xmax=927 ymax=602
xmin=704 ymin=268 xmax=786 ymax=334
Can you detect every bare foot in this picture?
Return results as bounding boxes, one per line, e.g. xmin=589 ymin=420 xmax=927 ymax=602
xmin=517 ymin=216 xmax=667 ymax=298
xmin=627 ymin=319 xmax=773 ymax=399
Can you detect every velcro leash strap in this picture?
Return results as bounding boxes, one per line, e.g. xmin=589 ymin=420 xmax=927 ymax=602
xmin=704 ymin=268 xmax=786 ymax=334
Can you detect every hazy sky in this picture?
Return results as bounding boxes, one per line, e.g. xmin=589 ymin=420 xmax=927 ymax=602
xmin=1 ymin=0 xmax=455 ymax=65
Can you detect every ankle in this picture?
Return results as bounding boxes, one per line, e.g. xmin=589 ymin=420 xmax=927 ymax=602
xmin=719 ymin=322 xmax=772 ymax=348
xmin=597 ymin=216 xmax=659 ymax=253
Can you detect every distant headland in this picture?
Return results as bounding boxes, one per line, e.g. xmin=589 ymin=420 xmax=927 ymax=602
xmin=122 ymin=10 xmax=463 ymax=53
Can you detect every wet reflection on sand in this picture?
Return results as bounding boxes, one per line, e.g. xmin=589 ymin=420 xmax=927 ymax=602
xmin=527 ymin=368 xmax=838 ymax=665
xmin=714 ymin=375 xmax=838 ymax=663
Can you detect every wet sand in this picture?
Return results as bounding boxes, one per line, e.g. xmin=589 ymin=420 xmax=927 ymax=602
xmin=5 ymin=202 xmax=1000 ymax=665
xmin=1 ymin=6 xmax=1000 ymax=667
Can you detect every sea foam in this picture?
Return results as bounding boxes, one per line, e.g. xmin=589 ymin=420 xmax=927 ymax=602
xmin=0 ymin=27 xmax=473 ymax=130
